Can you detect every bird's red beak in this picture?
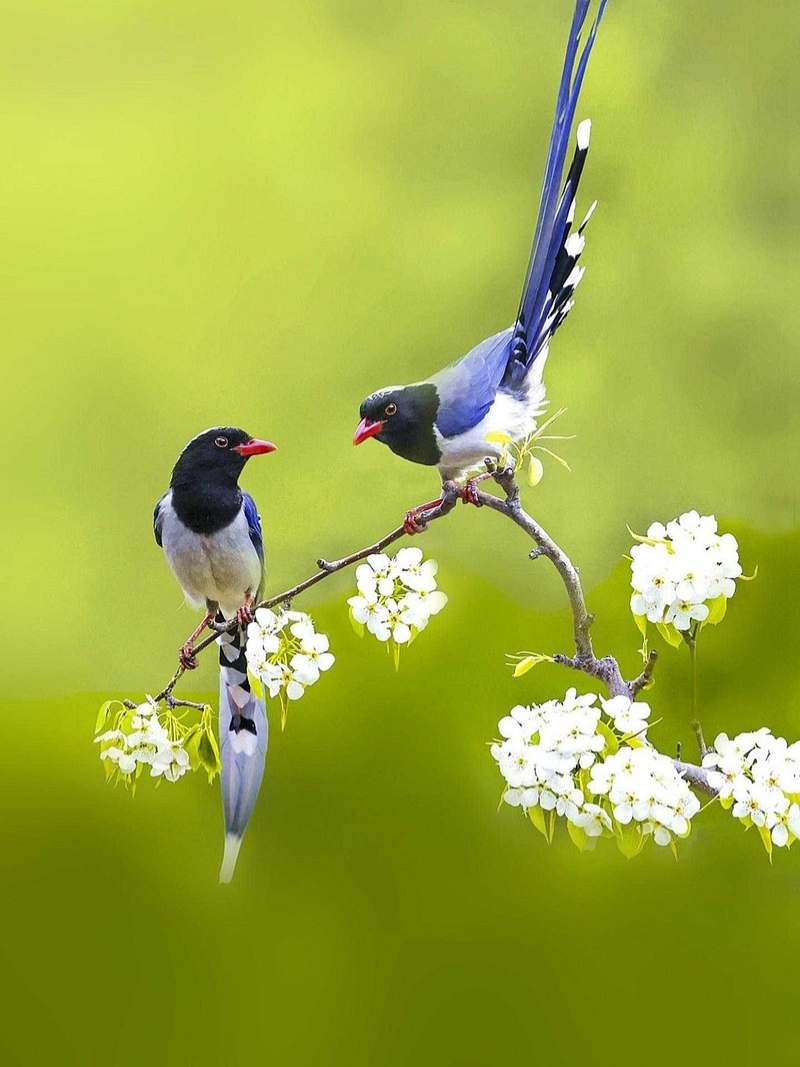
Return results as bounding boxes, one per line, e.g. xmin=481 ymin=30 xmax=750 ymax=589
xmin=232 ymin=438 xmax=277 ymax=456
xmin=353 ymin=418 xmax=385 ymax=446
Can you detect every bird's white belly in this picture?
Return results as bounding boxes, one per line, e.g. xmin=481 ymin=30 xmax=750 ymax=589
xmin=160 ymin=502 xmax=262 ymax=618
xmin=434 ymin=373 xmax=548 ymax=482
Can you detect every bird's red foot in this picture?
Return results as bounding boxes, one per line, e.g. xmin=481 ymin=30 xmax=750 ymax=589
xmin=179 ymin=643 xmax=199 ymax=671
xmin=403 ymin=498 xmax=443 ymax=536
xmin=461 ymin=479 xmax=483 ymax=507
xmin=235 ymin=596 xmax=256 ymax=628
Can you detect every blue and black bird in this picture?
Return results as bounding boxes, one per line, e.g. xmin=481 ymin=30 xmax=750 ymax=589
xmin=354 ymin=0 xmax=608 ymax=523
xmin=154 ymin=426 xmax=276 ymax=882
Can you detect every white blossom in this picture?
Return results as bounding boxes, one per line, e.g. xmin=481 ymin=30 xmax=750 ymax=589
xmin=95 ymin=699 xmax=191 ymax=784
xmin=491 ymin=688 xmax=701 ymax=853
xmin=349 ymin=548 xmax=447 ymax=650
xmin=245 ymin=609 xmax=335 ymax=716
xmin=629 ymin=512 xmax=742 ymax=631
xmin=703 ymin=729 xmax=800 ymax=848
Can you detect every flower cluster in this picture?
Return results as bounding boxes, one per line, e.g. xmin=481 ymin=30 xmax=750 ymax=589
xmin=491 ymin=688 xmax=700 ymax=853
xmin=629 ymin=510 xmax=742 ymax=632
xmin=588 ymin=746 xmax=700 ymax=849
xmin=348 ymin=548 xmax=447 ymax=657
xmin=245 ymin=608 xmax=334 ymax=725
xmin=94 ymin=698 xmax=193 ymax=786
xmin=703 ymin=730 xmax=800 ymax=851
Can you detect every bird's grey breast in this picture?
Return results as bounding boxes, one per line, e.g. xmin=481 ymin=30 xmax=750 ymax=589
xmin=158 ymin=491 xmax=263 ymax=616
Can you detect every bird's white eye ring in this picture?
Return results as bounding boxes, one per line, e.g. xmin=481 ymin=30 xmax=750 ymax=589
xmin=385 ymin=402 xmax=397 ymax=416
xmin=214 ymin=436 xmax=228 ymax=448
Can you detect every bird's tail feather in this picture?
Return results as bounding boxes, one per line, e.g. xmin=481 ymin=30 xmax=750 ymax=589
xmin=507 ymin=0 xmax=608 ymax=386
xmin=217 ymin=614 xmax=268 ymax=883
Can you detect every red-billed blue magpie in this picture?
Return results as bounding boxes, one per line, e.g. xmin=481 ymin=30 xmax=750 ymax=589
xmin=354 ymin=0 xmax=608 ymax=523
xmin=154 ymin=427 xmax=276 ymax=882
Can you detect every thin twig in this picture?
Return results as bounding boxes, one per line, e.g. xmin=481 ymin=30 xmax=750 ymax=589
xmin=630 ymin=650 xmax=659 ymax=697
xmin=152 ymin=483 xmax=460 ymax=701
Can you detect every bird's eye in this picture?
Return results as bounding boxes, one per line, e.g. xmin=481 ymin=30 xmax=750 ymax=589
xmin=214 ymin=436 xmax=228 ymax=448
xmin=385 ymin=402 xmax=397 ymax=416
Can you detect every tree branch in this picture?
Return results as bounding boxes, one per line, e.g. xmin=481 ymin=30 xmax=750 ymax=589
xmin=150 ymin=464 xmax=718 ymax=797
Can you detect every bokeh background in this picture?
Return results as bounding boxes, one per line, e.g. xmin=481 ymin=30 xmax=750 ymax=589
xmin=2 ymin=0 xmax=800 ymax=1063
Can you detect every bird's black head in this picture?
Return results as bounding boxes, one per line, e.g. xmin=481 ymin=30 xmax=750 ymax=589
xmin=170 ymin=426 xmax=276 ymax=491
xmin=354 ymin=384 xmax=441 ymax=467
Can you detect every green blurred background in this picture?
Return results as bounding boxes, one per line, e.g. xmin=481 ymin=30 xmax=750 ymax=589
xmin=2 ymin=0 xmax=800 ymax=1063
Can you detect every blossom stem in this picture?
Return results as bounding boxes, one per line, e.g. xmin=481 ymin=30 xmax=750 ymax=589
xmin=686 ymin=630 xmax=707 ymax=759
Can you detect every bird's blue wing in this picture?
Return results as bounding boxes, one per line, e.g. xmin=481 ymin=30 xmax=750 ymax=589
xmin=505 ymin=0 xmax=607 ymax=387
xmin=431 ymin=328 xmax=514 ymax=438
xmin=241 ymin=492 xmax=264 ymax=562
xmin=153 ymin=495 xmax=166 ymax=547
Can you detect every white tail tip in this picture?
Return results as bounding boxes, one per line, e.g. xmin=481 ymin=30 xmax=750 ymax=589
xmin=577 ymin=118 xmax=591 ymax=151
xmin=219 ymin=834 xmax=243 ymax=884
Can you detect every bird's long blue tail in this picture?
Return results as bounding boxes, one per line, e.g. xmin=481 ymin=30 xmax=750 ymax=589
xmin=505 ymin=0 xmax=608 ymax=388
xmin=217 ymin=616 xmax=268 ymax=883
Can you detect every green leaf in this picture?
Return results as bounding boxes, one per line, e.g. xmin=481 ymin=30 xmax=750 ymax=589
xmin=484 ymin=431 xmax=512 ymax=445
xmin=616 ymin=823 xmax=644 ymax=859
xmin=512 ymin=652 xmax=554 ymax=678
xmin=566 ymin=819 xmax=588 ymax=852
xmin=184 ymin=725 xmax=203 ymax=771
xmin=626 ymin=525 xmax=670 ymax=548
xmin=528 ymin=803 xmax=549 ymax=840
xmin=527 ymin=455 xmax=544 ymax=487
xmin=392 ymin=641 xmax=401 ymax=671
xmin=632 ymin=612 xmax=648 ymax=640
xmin=757 ymin=824 xmax=774 ymax=863
xmin=348 ymin=606 xmax=365 ymax=638
xmin=533 ymin=446 xmax=571 ymax=472
xmin=198 ymin=726 xmax=222 ymax=783
xmin=547 ymin=809 xmax=556 ymax=844
xmin=95 ymin=700 xmax=116 ymax=734
xmin=702 ymin=594 xmax=728 ymax=628
xmin=596 ymin=719 xmax=619 ymax=756
xmin=247 ymin=670 xmax=264 ymax=701
xmin=655 ymin=621 xmax=683 ymax=648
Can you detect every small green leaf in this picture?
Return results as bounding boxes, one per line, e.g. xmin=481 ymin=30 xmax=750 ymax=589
xmin=512 ymin=652 xmax=554 ymax=677
xmin=655 ymin=621 xmax=683 ymax=648
xmin=534 ymin=446 xmax=571 ymax=472
xmin=95 ymin=700 xmax=116 ymax=734
xmin=702 ymin=594 xmax=728 ymax=628
xmin=566 ymin=819 xmax=587 ymax=852
xmin=247 ymin=671 xmax=264 ymax=701
xmin=616 ymin=823 xmax=644 ymax=858
xmin=528 ymin=803 xmax=549 ymax=840
xmin=626 ymin=525 xmax=670 ymax=548
xmin=392 ymin=641 xmax=401 ymax=671
xmin=184 ymin=727 xmax=203 ymax=772
xmin=757 ymin=824 xmax=773 ymax=862
xmin=198 ymin=727 xmax=222 ymax=783
xmin=632 ymin=612 xmax=648 ymax=640
xmin=596 ymin=719 xmax=619 ymax=756
xmin=485 ymin=431 xmax=512 ymax=445
xmin=527 ymin=455 xmax=544 ymax=487
xmin=546 ymin=809 xmax=556 ymax=844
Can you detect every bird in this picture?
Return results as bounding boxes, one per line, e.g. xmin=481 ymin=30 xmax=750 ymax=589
xmin=353 ymin=0 xmax=608 ymax=530
xmin=153 ymin=426 xmax=277 ymax=882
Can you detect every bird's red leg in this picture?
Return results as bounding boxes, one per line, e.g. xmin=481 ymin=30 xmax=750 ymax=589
xmin=179 ymin=611 xmax=215 ymax=671
xmin=460 ymin=480 xmax=483 ymax=507
xmin=404 ymin=498 xmax=444 ymax=536
xmin=235 ymin=594 xmax=257 ymax=629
